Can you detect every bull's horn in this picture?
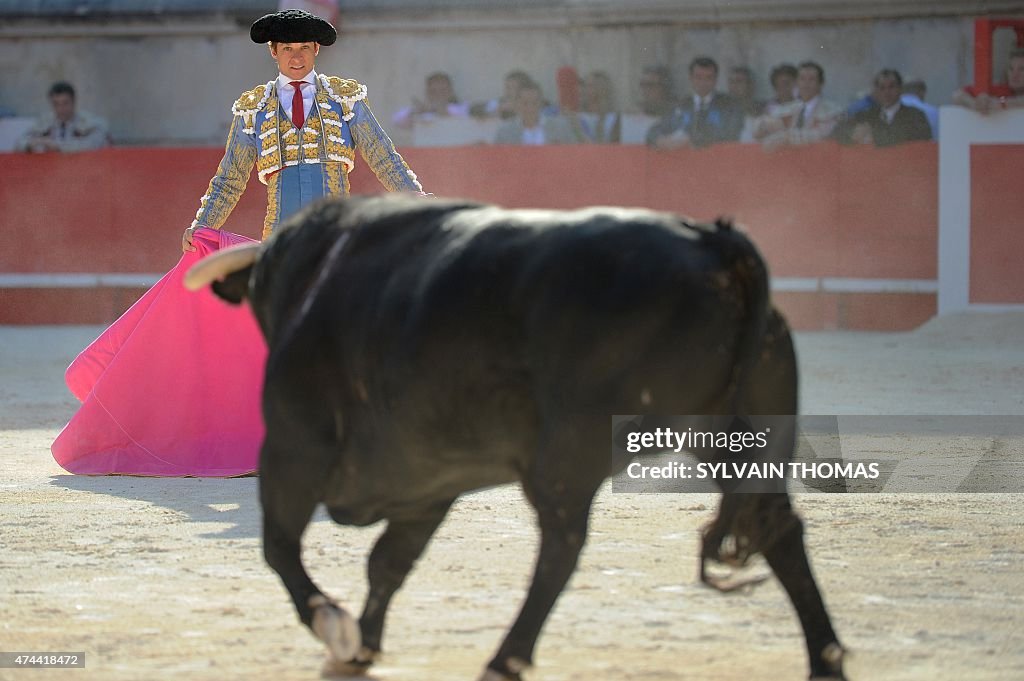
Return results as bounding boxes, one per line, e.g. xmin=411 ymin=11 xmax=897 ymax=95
xmin=183 ymin=243 xmax=261 ymax=291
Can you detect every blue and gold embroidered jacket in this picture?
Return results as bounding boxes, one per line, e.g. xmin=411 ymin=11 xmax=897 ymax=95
xmin=192 ymin=74 xmax=422 ymax=240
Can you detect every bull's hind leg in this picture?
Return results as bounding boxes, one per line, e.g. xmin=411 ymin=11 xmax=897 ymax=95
xmin=725 ymin=311 xmax=844 ymax=678
xmin=340 ymin=499 xmax=455 ymax=673
xmin=759 ymin=495 xmax=845 ymax=680
xmin=261 ymin=478 xmax=361 ymax=665
xmin=701 ymin=493 xmax=844 ymax=678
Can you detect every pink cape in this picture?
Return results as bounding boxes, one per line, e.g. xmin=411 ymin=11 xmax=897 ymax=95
xmin=51 ymin=228 xmax=267 ymax=476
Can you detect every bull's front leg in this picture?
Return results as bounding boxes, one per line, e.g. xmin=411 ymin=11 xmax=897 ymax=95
xmin=261 ymin=477 xmax=361 ymax=665
xmin=481 ymin=479 xmax=597 ymax=681
xmin=329 ymin=499 xmax=455 ymax=675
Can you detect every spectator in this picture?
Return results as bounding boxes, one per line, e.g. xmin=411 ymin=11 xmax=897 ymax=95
xmin=573 ymin=71 xmax=622 ymax=143
xmin=728 ymin=65 xmax=766 ymax=142
xmin=556 ymin=66 xmax=582 ymax=116
xmin=646 ymin=56 xmax=743 ymax=149
xmin=901 ymin=78 xmax=939 ymax=138
xmin=765 ymin=63 xmax=798 ymax=116
xmin=753 ymin=61 xmax=841 ymax=150
xmin=494 ymin=81 xmax=576 ymax=145
xmin=833 ymin=88 xmax=879 ymax=144
xmin=392 ymin=71 xmax=470 ymax=129
xmin=728 ymin=66 xmax=766 ymax=117
xmin=953 ymin=47 xmax=1024 ymax=114
xmin=849 ymin=69 xmax=932 ymax=147
xmin=15 ymin=81 xmax=109 ymax=153
xmin=636 ymin=65 xmax=677 ymax=117
xmin=471 ymin=70 xmax=534 ymax=119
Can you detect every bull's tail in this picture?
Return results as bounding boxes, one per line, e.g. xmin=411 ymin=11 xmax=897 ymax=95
xmin=702 ymin=217 xmax=771 ymax=415
xmin=694 ymin=218 xmax=792 ymax=584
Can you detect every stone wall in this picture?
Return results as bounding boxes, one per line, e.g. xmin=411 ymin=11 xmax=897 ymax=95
xmin=0 ymin=2 xmax=1019 ymax=145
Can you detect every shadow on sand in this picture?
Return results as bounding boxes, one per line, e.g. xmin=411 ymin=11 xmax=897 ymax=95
xmin=48 ymin=474 xmax=273 ymax=539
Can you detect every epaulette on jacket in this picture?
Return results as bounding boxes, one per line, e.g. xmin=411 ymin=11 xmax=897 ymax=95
xmin=232 ymin=81 xmax=275 ymax=133
xmin=319 ymin=75 xmax=367 ymax=104
xmin=318 ymin=76 xmax=367 ymax=121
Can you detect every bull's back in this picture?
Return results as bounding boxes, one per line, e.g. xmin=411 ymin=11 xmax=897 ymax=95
xmin=346 ymin=203 xmax=755 ymax=434
xmin=282 ymin=198 xmax=770 ymax=511
xmin=435 ymin=207 xmax=754 ymax=413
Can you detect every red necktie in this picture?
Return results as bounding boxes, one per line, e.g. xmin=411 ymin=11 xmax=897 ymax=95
xmin=290 ymin=81 xmax=305 ymax=129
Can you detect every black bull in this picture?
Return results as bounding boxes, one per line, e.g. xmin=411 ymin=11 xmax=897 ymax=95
xmin=189 ymin=195 xmax=845 ymax=680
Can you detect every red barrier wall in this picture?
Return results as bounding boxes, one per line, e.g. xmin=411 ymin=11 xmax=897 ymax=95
xmin=0 ymin=142 xmax=939 ymax=328
xmin=970 ymin=145 xmax=1024 ymax=305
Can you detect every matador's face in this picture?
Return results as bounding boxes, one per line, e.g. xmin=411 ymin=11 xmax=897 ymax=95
xmin=270 ymin=42 xmax=320 ymax=80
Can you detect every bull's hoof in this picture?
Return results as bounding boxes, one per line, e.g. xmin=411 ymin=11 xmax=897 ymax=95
xmin=809 ymin=642 xmax=847 ymax=680
xmin=700 ymin=558 xmax=770 ymax=593
xmin=310 ymin=596 xmax=361 ymax=664
xmin=701 ymin=571 xmax=770 ymax=593
xmin=476 ymin=657 xmax=530 ymax=681
xmin=476 ymin=669 xmax=521 ymax=681
xmin=321 ymin=647 xmax=378 ymax=679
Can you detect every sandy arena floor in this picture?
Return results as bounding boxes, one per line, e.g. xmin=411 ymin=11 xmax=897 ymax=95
xmin=1 ymin=313 xmax=1022 ymax=680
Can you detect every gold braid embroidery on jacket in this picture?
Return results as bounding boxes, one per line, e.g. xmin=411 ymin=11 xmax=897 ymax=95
xmin=263 ymin=171 xmax=280 ymax=240
xmin=350 ymin=107 xmax=419 ymax=192
xmin=192 ymin=116 xmax=258 ymax=230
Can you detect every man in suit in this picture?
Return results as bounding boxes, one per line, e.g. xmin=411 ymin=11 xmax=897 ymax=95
xmin=753 ymin=60 xmax=842 ymax=150
xmin=646 ymin=56 xmax=743 ymax=150
xmin=901 ymin=78 xmax=938 ymax=138
xmin=494 ymin=80 xmax=576 ymax=145
xmin=851 ymin=69 xmax=932 ymax=147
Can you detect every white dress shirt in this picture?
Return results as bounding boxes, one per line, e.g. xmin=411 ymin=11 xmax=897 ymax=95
xmin=277 ymin=70 xmax=318 ymax=125
xmin=799 ymin=96 xmax=820 ymax=123
xmin=521 ymin=125 xmax=545 ymax=145
xmin=881 ymin=102 xmax=900 ymax=124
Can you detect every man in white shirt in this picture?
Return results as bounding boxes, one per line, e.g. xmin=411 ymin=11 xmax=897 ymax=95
xmin=15 ymin=81 xmax=109 ymax=153
xmin=494 ymin=81 xmax=576 ymax=145
xmin=753 ymin=61 xmax=842 ymax=150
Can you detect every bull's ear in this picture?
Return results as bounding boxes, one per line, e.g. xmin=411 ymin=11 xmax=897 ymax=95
xmin=210 ymin=265 xmax=253 ymax=305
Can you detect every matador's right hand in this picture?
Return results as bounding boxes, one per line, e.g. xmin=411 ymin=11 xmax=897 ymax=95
xmin=182 ymin=226 xmax=198 ymax=253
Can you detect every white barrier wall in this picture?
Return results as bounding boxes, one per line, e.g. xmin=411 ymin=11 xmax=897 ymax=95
xmin=937 ymin=106 xmax=1024 ymax=314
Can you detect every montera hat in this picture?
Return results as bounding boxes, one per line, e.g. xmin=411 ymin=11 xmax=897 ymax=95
xmin=250 ymin=9 xmax=337 ymax=46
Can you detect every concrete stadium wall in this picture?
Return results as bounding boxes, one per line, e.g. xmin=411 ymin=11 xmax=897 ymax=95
xmin=0 ymin=9 xmax=1013 ymax=146
xmin=0 ymin=140 xmax=967 ymax=329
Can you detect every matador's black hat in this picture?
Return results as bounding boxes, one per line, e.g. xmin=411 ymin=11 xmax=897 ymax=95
xmin=250 ymin=9 xmax=337 ymax=46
